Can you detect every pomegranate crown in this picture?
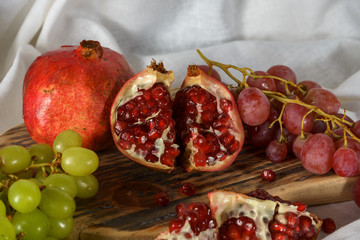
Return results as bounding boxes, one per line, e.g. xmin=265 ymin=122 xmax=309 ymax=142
xmin=148 ymin=59 xmax=168 ymax=73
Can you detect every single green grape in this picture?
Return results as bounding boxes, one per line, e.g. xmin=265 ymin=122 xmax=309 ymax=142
xmin=29 ymin=177 xmax=43 ymax=187
xmin=73 ymin=175 xmax=99 ymax=198
xmin=0 ymin=216 xmax=16 ymax=240
xmin=36 ymin=169 xmax=50 ymax=183
xmin=12 ymin=208 xmax=50 ymax=240
xmin=28 ymin=143 xmax=54 ymax=164
xmin=8 ymin=179 xmax=41 ymax=213
xmin=48 ymin=216 xmax=74 ymax=239
xmin=39 ymin=187 xmax=76 ymax=219
xmin=44 ymin=237 xmax=58 ymax=240
xmin=0 ymin=145 xmax=31 ymax=174
xmin=44 ymin=173 xmax=77 ymax=198
xmin=53 ymin=130 xmax=82 ymax=154
xmin=0 ymin=200 xmax=6 ymax=216
xmin=16 ymin=169 xmax=34 ymax=179
xmin=61 ymin=147 xmax=99 ymax=176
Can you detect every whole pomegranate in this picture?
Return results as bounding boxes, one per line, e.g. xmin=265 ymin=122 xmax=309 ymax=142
xmin=23 ymin=40 xmax=134 ymax=151
xmin=156 ymin=189 xmax=322 ymax=240
xmin=110 ymin=62 xmax=244 ymax=172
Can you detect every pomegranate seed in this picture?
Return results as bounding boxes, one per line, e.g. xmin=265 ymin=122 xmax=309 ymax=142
xmin=179 ymin=182 xmax=196 ymax=196
xmin=293 ymin=201 xmax=307 ymax=212
xmin=261 ymin=169 xmax=276 ymax=181
xmin=158 ymin=96 xmax=170 ymax=107
xmin=193 ymin=135 xmax=206 ymax=148
xmin=220 ymin=98 xmax=233 ymax=112
xmin=147 ymin=99 xmax=157 ymax=108
xmin=143 ymin=91 xmax=151 ymax=101
xmin=221 ymin=132 xmax=234 ymax=147
xmin=273 ymin=233 xmax=289 ymax=240
xmin=145 ymin=153 xmax=158 ymax=163
xmin=151 ymin=84 xmax=167 ymax=100
xmin=114 ymin=120 xmax=128 ymax=135
xmin=156 ymin=116 xmax=168 ymax=130
xmin=194 ymin=152 xmax=207 ymax=167
xmin=135 ymin=145 xmax=149 ymax=156
xmin=285 ymin=212 xmax=299 ymax=228
xmin=321 ymin=218 xmax=336 ymax=234
xmin=140 ymin=105 xmax=150 ymax=116
xmin=125 ymin=102 xmax=135 ymax=110
xmin=160 ymin=154 xmax=175 ymax=167
xmin=228 ymin=140 xmax=240 ymax=154
xmin=118 ymin=140 xmax=132 ymax=150
xmin=154 ymin=192 xmax=170 ymax=206
xmin=176 ymin=203 xmax=188 ymax=218
xmin=169 ymin=218 xmax=184 ymax=233
xmin=148 ymin=127 xmax=162 ymax=140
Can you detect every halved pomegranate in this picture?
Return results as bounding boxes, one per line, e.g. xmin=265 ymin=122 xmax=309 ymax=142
xmin=110 ymin=61 xmax=180 ymax=172
xmin=156 ymin=189 xmax=322 ymax=240
xmin=111 ymin=63 xmax=244 ymax=172
xmin=173 ymin=65 xmax=244 ymax=172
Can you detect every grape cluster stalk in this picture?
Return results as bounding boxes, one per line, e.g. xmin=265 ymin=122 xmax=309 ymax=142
xmin=197 ymin=49 xmax=360 ymax=174
xmin=0 ymin=130 xmax=100 ymax=240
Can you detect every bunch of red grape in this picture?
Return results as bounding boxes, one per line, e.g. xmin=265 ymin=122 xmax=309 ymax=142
xmin=0 ymin=130 xmax=99 ymax=240
xmin=197 ymin=49 xmax=360 ymax=207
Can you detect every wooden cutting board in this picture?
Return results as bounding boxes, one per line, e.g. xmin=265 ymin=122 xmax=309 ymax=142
xmin=0 ymin=124 xmax=357 ymax=239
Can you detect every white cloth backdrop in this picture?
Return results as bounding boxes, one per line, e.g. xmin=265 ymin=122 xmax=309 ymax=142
xmin=1 ymin=0 xmax=360 ymax=239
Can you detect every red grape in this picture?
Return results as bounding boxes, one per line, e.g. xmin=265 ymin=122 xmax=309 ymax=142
xmin=299 ymin=80 xmax=321 ymax=91
xmin=303 ymin=88 xmax=340 ymax=114
xmin=267 ymin=65 xmax=297 ymax=95
xmin=311 ymin=119 xmax=327 ymax=134
xmin=332 ymin=147 xmax=359 ymax=177
xmin=247 ymin=119 xmax=277 ymax=147
xmin=282 ymin=103 xmax=314 ymax=135
xmin=237 ymin=87 xmax=270 ymax=126
xmin=353 ymin=177 xmax=360 ymax=208
xmin=246 ymin=71 xmax=276 ymax=91
xmin=292 ymin=134 xmax=312 ymax=159
xmin=274 ymin=127 xmax=296 ymax=154
xmin=300 ymin=133 xmax=335 ymax=174
xmin=198 ymin=65 xmax=221 ymax=81
xmin=266 ymin=140 xmax=287 ymax=163
xmin=352 ymin=120 xmax=360 ymax=138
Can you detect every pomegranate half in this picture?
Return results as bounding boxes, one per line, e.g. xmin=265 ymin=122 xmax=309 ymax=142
xmin=23 ymin=40 xmax=134 ymax=151
xmin=173 ymin=65 xmax=244 ymax=172
xmin=110 ymin=61 xmax=180 ymax=172
xmin=110 ymin=63 xmax=244 ymax=172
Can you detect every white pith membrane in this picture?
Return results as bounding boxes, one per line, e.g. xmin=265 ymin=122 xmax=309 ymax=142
xmin=111 ymin=67 xmax=179 ymax=169
xmin=156 ymin=221 xmax=216 ymax=240
xmin=208 ymin=190 xmax=321 ymax=240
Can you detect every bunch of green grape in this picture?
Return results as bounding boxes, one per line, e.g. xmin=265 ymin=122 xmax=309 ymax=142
xmin=0 ymin=130 xmax=100 ymax=240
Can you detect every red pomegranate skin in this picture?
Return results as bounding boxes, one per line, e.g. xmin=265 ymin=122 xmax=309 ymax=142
xmin=23 ymin=40 xmax=135 ymax=151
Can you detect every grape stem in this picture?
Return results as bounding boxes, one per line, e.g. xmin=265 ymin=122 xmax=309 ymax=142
xmin=196 ymin=49 xmax=360 ymax=144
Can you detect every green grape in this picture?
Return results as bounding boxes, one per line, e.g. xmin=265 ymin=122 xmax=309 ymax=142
xmin=48 ymin=216 xmax=74 ymax=239
xmin=12 ymin=208 xmax=49 ymax=240
xmin=0 ymin=145 xmax=31 ymax=174
xmin=44 ymin=237 xmax=58 ymax=240
xmin=16 ymin=169 xmax=34 ymax=179
xmin=61 ymin=147 xmax=99 ymax=176
xmin=39 ymin=187 xmax=76 ymax=219
xmin=44 ymin=173 xmax=77 ymax=198
xmin=36 ymin=169 xmax=50 ymax=183
xmin=29 ymin=177 xmax=43 ymax=187
xmin=0 ymin=200 xmax=6 ymax=216
xmin=28 ymin=143 xmax=54 ymax=164
xmin=53 ymin=130 xmax=82 ymax=154
xmin=73 ymin=175 xmax=99 ymax=198
xmin=0 ymin=215 xmax=16 ymax=240
xmin=8 ymin=179 xmax=41 ymax=213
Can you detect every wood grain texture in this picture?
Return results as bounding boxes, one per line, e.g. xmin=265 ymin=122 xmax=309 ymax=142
xmin=0 ymin=124 xmax=357 ymax=240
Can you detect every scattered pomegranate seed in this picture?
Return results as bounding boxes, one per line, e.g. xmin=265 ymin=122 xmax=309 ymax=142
xmin=261 ymin=169 xmax=276 ymax=181
xmin=321 ymin=218 xmax=336 ymax=234
xmin=154 ymin=192 xmax=170 ymax=206
xmin=179 ymin=182 xmax=196 ymax=196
